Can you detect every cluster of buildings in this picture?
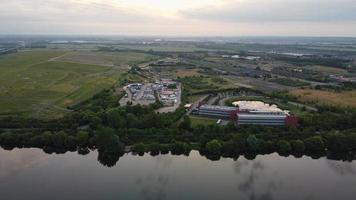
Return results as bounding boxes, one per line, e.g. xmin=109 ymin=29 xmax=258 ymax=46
xmin=191 ymin=101 xmax=298 ymax=126
xmin=154 ymin=79 xmax=180 ymax=106
xmin=222 ymin=54 xmax=261 ymax=61
xmin=329 ymin=75 xmax=356 ymax=83
xmin=121 ymin=83 xmax=155 ymax=106
xmin=122 ymin=79 xmax=180 ymax=107
xmin=126 ymin=83 xmax=146 ymax=100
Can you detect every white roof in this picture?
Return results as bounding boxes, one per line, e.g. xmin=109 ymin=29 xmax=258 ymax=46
xmin=232 ymin=101 xmax=289 ymax=114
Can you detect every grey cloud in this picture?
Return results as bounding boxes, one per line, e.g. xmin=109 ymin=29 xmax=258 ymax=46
xmin=0 ymin=0 xmax=151 ymax=24
xmin=180 ymin=0 xmax=356 ymax=23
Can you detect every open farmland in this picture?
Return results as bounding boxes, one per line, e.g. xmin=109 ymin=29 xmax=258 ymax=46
xmin=175 ymin=69 xmax=201 ymax=77
xmin=0 ymin=50 xmax=157 ymax=119
xmin=53 ymin=51 xmax=159 ymax=67
xmin=290 ymin=89 xmax=356 ymax=108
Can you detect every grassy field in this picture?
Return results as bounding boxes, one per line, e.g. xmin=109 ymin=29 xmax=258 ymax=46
xmin=0 ymin=50 xmax=156 ymax=118
xmin=307 ymin=65 xmax=350 ymax=75
xmin=175 ymin=69 xmax=201 ymax=77
xmin=290 ymin=89 xmax=356 ymax=108
xmin=55 ymin=51 xmax=159 ymax=67
xmin=190 ymin=116 xmax=217 ymax=127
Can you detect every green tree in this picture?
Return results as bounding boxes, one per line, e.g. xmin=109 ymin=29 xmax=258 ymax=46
xmin=305 ymin=136 xmax=325 ymax=152
xmin=133 ymin=143 xmax=146 ymax=155
xmin=160 ymin=144 xmax=170 ymax=154
xmin=171 ymin=141 xmax=190 ymax=155
xmin=65 ymin=135 xmax=78 ymax=149
xmin=149 ymin=142 xmax=160 ymax=155
xmin=51 ymin=131 xmax=67 ymax=148
xmin=232 ymin=134 xmax=247 ymax=153
xmin=246 ymin=134 xmax=260 ymax=152
xmin=206 ymin=139 xmax=222 ymax=155
xmin=96 ymin=127 xmax=124 ymax=154
xmin=291 ymin=140 xmax=305 ymax=153
xmin=77 ymin=131 xmax=89 ymax=146
xmin=41 ymin=131 xmax=53 ymax=146
xmin=179 ymin=116 xmax=191 ymax=130
xmin=277 ymin=140 xmax=292 ymax=153
xmin=325 ymin=133 xmax=350 ymax=152
xmin=0 ymin=132 xmax=20 ymax=145
xmin=107 ymin=109 xmax=126 ymax=129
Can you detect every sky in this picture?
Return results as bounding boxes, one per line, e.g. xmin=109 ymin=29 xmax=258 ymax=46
xmin=1 ymin=0 xmax=356 ymax=36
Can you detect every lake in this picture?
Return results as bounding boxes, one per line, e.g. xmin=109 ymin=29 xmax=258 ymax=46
xmin=1 ymin=147 xmax=356 ymax=200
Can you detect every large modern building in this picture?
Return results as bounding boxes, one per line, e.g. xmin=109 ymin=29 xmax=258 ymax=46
xmin=193 ymin=104 xmax=239 ymax=120
xmin=237 ymin=113 xmax=298 ymax=126
xmin=193 ymin=101 xmax=298 ymax=126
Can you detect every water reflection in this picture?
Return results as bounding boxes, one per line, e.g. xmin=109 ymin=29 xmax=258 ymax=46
xmin=233 ymin=157 xmax=276 ymax=200
xmin=97 ymin=151 xmax=122 ymax=167
xmin=1 ymin=148 xmax=356 ymax=200
xmin=0 ymin=148 xmax=49 ymax=178
xmin=325 ymin=159 xmax=356 ymax=176
xmin=136 ymin=155 xmax=173 ymax=200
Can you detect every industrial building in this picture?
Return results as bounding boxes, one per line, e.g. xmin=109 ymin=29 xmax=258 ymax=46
xmin=237 ymin=113 xmax=297 ymax=126
xmin=192 ymin=104 xmax=239 ymax=120
xmin=192 ymin=101 xmax=298 ymax=126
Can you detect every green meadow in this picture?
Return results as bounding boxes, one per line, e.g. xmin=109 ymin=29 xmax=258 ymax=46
xmin=0 ymin=50 xmax=154 ymax=119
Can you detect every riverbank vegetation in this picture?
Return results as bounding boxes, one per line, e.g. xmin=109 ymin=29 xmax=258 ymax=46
xmin=1 ymin=86 xmax=356 ymax=165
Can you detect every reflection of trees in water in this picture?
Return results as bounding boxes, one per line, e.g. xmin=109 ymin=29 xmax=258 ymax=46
xmin=78 ymin=147 xmax=90 ymax=155
xmin=234 ymin=156 xmax=277 ymax=200
xmin=97 ymin=151 xmax=123 ymax=167
xmin=135 ymin=155 xmax=173 ymax=200
xmin=325 ymin=159 xmax=356 ymax=176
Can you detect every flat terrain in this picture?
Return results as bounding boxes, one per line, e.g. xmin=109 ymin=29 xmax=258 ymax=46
xmin=190 ymin=116 xmax=217 ymax=127
xmin=0 ymin=50 xmax=157 ymax=118
xmin=115 ymin=44 xmax=209 ymax=52
xmin=306 ymin=65 xmax=351 ymax=75
xmin=54 ymin=51 xmax=159 ymax=67
xmin=290 ymin=89 xmax=356 ymax=108
xmin=175 ymin=69 xmax=201 ymax=77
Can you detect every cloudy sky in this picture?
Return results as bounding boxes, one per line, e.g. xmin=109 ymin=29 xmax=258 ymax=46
xmin=1 ymin=0 xmax=356 ymax=36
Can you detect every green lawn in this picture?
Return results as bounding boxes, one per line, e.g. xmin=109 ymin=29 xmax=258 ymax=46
xmin=190 ymin=116 xmax=217 ymax=127
xmin=0 ymin=50 xmax=125 ymax=118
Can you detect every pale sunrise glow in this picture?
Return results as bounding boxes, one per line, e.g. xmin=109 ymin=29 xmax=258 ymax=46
xmin=0 ymin=0 xmax=356 ymax=36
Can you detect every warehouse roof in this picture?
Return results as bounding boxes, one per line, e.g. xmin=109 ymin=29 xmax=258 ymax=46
xmin=199 ymin=105 xmax=238 ymax=111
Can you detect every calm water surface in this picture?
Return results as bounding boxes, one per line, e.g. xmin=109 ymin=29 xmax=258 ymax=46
xmin=1 ymin=148 xmax=356 ymax=200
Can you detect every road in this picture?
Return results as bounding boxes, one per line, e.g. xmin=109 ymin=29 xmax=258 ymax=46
xmin=288 ymin=101 xmax=318 ymax=112
xmin=119 ymin=86 xmax=132 ymax=106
